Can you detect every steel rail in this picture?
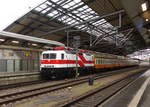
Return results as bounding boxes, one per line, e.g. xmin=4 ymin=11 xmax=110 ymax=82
xmin=60 ymin=70 xmax=146 ymax=107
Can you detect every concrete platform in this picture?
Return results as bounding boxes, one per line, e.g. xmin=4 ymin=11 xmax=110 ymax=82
xmin=100 ymin=69 xmax=150 ymax=107
xmin=0 ymin=72 xmax=40 ymax=85
xmin=0 ymin=71 xmax=39 ymax=78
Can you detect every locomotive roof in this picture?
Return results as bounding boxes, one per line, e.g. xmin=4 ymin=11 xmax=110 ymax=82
xmin=42 ymin=50 xmax=66 ymax=53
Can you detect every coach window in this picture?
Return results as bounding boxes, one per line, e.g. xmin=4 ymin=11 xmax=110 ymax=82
xmin=43 ymin=54 xmax=49 ymax=59
xmin=100 ymin=58 xmax=102 ymax=64
xmin=61 ymin=54 xmax=64 ymax=60
xmin=49 ymin=53 xmax=56 ymax=59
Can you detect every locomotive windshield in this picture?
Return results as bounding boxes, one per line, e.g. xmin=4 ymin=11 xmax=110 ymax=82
xmin=43 ymin=53 xmax=56 ymax=59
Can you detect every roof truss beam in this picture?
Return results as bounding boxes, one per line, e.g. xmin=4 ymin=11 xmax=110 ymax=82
xmin=38 ymin=9 xmax=125 ymax=37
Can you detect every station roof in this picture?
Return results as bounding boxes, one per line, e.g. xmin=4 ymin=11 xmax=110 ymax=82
xmin=0 ymin=31 xmax=64 ymax=46
xmin=2 ymin=0 xmax=149 ymax=55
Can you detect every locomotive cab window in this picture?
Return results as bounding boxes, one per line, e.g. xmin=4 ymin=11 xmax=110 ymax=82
xmin=43 ymin=54 xmax=49 ymax=59
xmin=43 ymin=53 xmax=56 ymax=59
xmin=49 ymin=53 xmax=56 ymax=59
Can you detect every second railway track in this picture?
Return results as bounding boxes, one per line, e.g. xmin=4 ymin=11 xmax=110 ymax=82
xmin=59 ymin=69 xmax=146 ymax=107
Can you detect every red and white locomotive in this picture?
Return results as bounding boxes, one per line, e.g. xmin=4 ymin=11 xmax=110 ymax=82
xmin=40 ymin=47 xmax=94 ymax=78
xmin=40 ymin=46 xmax=139 ymax=78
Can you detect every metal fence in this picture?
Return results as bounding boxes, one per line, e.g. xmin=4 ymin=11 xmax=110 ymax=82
xmin=0 ymin=59 xmax=40 ymax=72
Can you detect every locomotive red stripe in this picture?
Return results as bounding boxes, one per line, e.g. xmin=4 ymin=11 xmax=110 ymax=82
xmin=41 ymin=60 xmax=85 ymax=67
xmin=41 ymin=55 xmax=93 ymax=67
xmin=79 ymin=55 xmax=93 ymax=63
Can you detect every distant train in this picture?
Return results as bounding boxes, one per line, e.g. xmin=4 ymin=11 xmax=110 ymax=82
xmin=40 ymin=47 xmax=139 ymax=78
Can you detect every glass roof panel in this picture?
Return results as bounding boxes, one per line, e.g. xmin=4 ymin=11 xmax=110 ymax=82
xmin=51 ymin=0 xmax=61 ymax=3
xmin=40 ymin=4 xmax=47 ymax=9
xmin=33 ymin=0 xmax=128 ymax=45
xmin=35 ymin=7 xmax=42 ymax=11
xmin=41 ymin=10 xmax=47 ymax=14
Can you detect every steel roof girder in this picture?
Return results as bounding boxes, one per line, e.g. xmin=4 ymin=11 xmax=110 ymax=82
xmin=38 ymin=9 xmax=125 ymax=37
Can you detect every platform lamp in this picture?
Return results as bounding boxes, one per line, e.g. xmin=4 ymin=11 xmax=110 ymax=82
xmin=141 ymin=0 xmax=150 ymax=21
xmin=141 ymin=0 xmax=150 ymax=36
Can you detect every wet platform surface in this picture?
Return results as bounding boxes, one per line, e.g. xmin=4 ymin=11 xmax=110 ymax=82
xmin=100 ymin=69 xmax=150 ymax=107
xmin=0 ymin=72 xmax=40 ymax=85
xmin=138 ymin=80 xmax=150 ymax=107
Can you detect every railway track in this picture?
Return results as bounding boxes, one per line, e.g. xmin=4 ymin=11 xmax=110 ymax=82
xmin=0 ymin=80 xmax=48 ymax=90
xmin=0 ymin=67 xmax=146 ymax=105
xmin=0 ymin=66 xmax=137 ymax=91
xmin=59 ymin=69 xmax=145 ymax=107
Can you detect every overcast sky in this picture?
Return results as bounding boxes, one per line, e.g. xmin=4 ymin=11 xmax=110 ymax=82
xmin=0 ymin=0 xmax=44 ymax=31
